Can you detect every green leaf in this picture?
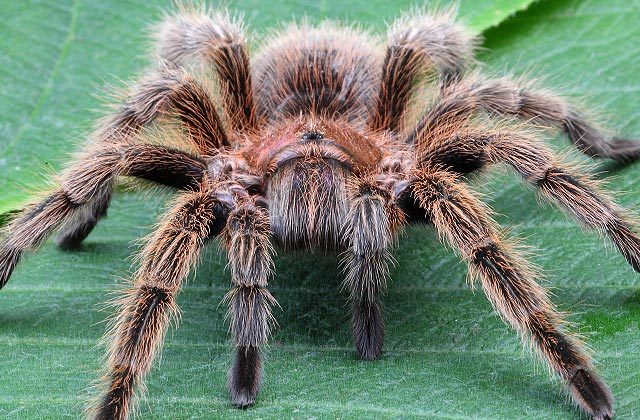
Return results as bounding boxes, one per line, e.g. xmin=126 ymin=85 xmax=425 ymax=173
xmin=1 ymin=0 xmax=639 ymax=419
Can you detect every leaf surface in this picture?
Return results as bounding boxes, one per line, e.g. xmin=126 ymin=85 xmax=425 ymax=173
xmin=1 ymin=0 xmax=639 ymax=419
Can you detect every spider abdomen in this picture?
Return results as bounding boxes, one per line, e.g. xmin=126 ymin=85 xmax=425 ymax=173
xmin=252 ymin=24 xmax=381 ymax=123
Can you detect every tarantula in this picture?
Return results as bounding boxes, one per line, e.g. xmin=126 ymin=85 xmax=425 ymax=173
xmin=1 ymin=5 xmax=639 ymax=419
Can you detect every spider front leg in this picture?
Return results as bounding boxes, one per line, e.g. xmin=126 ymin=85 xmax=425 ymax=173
xmin=409 ymin=74 xmax=640 ymax=162
xmin=223 ymin=199 xmax=276 ymax=407
xmin=342 ymin=180 xmax=403 ymax=360
xmin=421 ymin=128 xmax=640 ymax=272
xmin=409 ymin=168 xmax=613 ymax=419
xmin=92 ymin=182 xmax=229 ymax=419
xmin=0 ymin=143 xmax=207 ymax=289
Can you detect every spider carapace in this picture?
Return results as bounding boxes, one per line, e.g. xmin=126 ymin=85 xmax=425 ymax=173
xmin=1 ymin=5 xmax=639 ymax=420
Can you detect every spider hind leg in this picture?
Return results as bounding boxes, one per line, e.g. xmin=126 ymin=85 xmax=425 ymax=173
xmin=153 ymin=6 xmax=257 ymax=132
xmin=409 ymin=74 xmax=640 ymax=162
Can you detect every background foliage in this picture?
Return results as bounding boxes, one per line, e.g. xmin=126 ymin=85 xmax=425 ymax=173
xmin=0 ymin=0 xmax=638 ymax=418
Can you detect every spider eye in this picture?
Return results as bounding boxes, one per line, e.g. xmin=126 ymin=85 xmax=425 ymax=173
xmin=301 ymin=130 xmax=324 ymax=140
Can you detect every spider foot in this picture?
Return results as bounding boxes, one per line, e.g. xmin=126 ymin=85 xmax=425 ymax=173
xmin=55 ymin=215 xmax=99 ymax=248
xmin=607 ymin=137 xmax=640 ymax=164
xmin=228 ymin=346 xmax=262 ymax=408
xmin=352 ymin=302 xmax=384 ymax=361
xmin=0 ymin=247 xmax=19 ymax=290
xmin=569 ymin=368 xmax=614 ymax=420
xmin=56 ymin=231 xmax=89 ymax=249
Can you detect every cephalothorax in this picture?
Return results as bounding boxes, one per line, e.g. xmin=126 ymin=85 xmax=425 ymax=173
xmin=1 ymin=5 xmax=639 ymax=419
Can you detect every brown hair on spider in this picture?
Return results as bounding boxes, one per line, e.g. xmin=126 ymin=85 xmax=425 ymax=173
xmin=1 ymin=4 xmax=639 ymax=420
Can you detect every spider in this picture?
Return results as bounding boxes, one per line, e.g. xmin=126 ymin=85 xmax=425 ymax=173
xmin=0 ymin=5 xmax=639 ymax=420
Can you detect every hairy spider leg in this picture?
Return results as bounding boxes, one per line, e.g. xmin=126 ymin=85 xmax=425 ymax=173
xmin=419 ymin=127 xmax=640 ymax=272
xmin=342 ymin=180 xmax=403 ymax=360
xmin=153 ymin=6 xmax=257 ymax=131
xmin=0 ymin=143 xmax=207 ymax=289
xmin=371 ymin=7 xmax=478 ymax=131
xmin=408 ymin=74 xmax=640 ymax=162
xmin=410 ymin=169 xmax=614 ymax=420
xmin=93 ymin=182 xmax=230 ymax=419
xmin=0 ymin=63 xmax=233 ymax=287
xmin=224 ymin=201 xmax=276 ymax=407
xmin=58 ymin=65 xmax=228 ymax=245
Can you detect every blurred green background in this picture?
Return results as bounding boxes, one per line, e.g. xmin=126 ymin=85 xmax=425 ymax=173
xmin=0 ymin=0 xmax=639 ymax=418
